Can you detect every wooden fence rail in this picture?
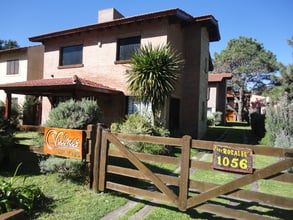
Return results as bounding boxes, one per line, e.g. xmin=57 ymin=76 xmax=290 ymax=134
xmin=91 ymin=124 xmax=293 ymax=219
xmin=16 ymin=124 xmax=293 ymax=219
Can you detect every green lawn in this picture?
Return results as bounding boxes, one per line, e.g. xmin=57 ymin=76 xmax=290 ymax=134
xmin=0 ymin=172 xmax=127 ymax=220
xmin=203 ymin=122 xmax=255 ymax=144
xmin=14 ymin=131 xmax=42 ymax=146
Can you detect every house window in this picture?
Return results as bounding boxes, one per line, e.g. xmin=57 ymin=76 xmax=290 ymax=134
xmin=60 ymin=45 xmax=83 ymax=66
xmin=117 ymin=36 xmax=141 ymax=61
xmin=127 ymin=96 xmax=150 ymax=115
xmin=11 ymin=97 xmax=19 ymax=109
xmin=7 ymin=59 xmax=19 ymax=75
xmin=12 ymin=97 xmax=18 ymax=105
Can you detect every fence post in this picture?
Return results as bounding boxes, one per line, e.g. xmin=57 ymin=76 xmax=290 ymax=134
xmin=178 ymin=135 xmax=192 ymax=211
xmin=92 ymin=123 xmax=104 ymax=193
xmin=98 ymin=128 xmax=110 ymax=192
xmin=85 ymin=124 xmax=97 ymax=189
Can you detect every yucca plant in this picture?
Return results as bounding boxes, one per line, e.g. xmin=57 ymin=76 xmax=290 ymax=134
xmin=127 ymin=43 xmax=183 ymax=125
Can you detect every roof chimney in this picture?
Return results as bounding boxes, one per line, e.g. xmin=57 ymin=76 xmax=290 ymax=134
xmin=98 ymin=8 xmax=124 ymax=23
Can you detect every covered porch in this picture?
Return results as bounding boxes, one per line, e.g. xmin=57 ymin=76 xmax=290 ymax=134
xmin=0 ymin=75 xmax=125 ymax=125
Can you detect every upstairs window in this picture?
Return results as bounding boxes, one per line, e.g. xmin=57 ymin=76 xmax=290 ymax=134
xmin=7 ymin=59 xmax=19 ymax=75
xmin=117 ymin=36 xmax=141 ymax=61
xmin=60 ymin=45 xmax=83 ymax=66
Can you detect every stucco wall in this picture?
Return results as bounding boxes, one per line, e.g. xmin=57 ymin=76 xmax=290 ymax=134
xmin=0 ymin=46 xmax=44 ymax=105
xmin=0 ymin=50 xmax=28 ymax=105
xmin=39 ymin=16 xmax=212 ymax=138
xmin=42 ymin=20 xmax=168 ymax=94
xmin=208 ymin=86 xmax=217 ymax=112
xmin=179 ymin=25 xmax=209 ymax=138
xmin=208 ymin=80 xmax=228 ymax=124
xmin=41 ymin=19 xmax=169 ymax=124
xmin=27 ymin=45 xmax=44 ymax=80
xmin=197 ymin=28 xmax=210 ymax=138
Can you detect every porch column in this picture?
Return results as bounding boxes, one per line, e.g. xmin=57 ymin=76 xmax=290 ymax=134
xmin=4 ymin=92 xmax=11 ymax=120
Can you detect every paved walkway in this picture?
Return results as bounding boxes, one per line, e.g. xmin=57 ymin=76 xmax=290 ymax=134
xmin=100 ymin=200 xmax=139 ymax=220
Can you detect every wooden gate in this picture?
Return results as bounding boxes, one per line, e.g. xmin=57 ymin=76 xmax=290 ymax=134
xmin=91 ymin=125 xmax=293 ymax=219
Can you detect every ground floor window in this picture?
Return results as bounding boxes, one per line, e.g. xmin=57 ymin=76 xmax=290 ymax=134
xmin=127 ymin=96 xmax=151 ymax=115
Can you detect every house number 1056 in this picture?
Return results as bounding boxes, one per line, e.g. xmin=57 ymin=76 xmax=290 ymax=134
xmin=213 ymin=145 xmax=253 ymax=173
xmin=216 ymin=156 xmax=248 ymax=169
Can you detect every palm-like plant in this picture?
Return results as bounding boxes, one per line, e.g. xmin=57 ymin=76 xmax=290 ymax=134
xmin=127 ymin=43 xmax=183 ymax=125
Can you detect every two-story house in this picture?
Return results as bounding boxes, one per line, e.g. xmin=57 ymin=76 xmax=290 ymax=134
xmin=0 ymin=8 xmax=220 ymax=138
xmin=0 ymin=45 xmax=44 ymax=124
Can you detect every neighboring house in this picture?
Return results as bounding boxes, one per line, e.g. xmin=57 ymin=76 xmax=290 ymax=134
xmin=0 ymin=45 xmax=44 ymax=124
xmin=226 ymin=89 xmax=252 ymax=122
xmin=0 ymin=8 xmax=220 ymax=138
xmin=207 ymin=73 xmax=232 ymax=124
xmin=250 ymin=94 xmax=267 ymax=114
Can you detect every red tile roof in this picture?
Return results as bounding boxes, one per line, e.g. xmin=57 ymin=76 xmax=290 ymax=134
xmin=208 ymin=73 xmax=232 ymax=82
xmin=0 ymin=75 xmax=122 ymax=96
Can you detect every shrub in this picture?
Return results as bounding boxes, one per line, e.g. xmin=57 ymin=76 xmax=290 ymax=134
xmin=213 ymin=111 xmax=223 ymax=125
xmin=0 ymin=100 xmax=21 ymax=127
xmin=0 ymin=112 xmax=16 ymax=166
xmin=0 ymin=135 xmax=14 ymax=166
xmin=111 ymin=114 xmax=169 ymax=154
xmin=0 ymin=164 xmax=45 ymax=214
xmin=39 ymin=156 xmax=86 ymax=182
xmin=207 ymin=115 xmax=215 ymax=126
xmin=262 ymin=96 xmax=292 ymax=148
xmin=41 ymin=98 xmax=100 ymax=181
xmin=44 ymin=98 xmax=102 ymax=129
xmin=250 ymin=111 xmax=265 ymax=139
xmin=22 ymin=95 xmax=41 ymax=125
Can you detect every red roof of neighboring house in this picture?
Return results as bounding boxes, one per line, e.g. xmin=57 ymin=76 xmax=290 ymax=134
xmin=0 ymin=75 xmax=122 ymax=96
xmin=29 ymin=8 xmax=220 ymax=42
xmin=208 ymin=73 xmax=232 ymax=82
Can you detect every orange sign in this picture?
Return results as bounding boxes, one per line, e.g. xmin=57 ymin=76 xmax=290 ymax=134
xmin=44 ymin=127 xmax=83 ymax=159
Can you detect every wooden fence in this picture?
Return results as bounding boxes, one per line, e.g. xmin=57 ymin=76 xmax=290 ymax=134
xmin=16 ymin=124 xmax=293 ymax=219
xmin=90 ymin=124 xmax=293 ymax=219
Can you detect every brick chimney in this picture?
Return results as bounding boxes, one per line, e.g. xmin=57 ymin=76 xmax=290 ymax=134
xmin=98 ymin=8 xmax=124 ymax=23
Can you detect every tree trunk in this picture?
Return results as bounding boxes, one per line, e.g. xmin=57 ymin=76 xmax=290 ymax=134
xmin=151 ymin=104 xmax=156 ymax=126
xmin=237 ymin=87 xmax=243 ymax=122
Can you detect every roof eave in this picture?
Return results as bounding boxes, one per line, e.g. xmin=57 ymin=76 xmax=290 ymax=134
xmin=29 ymin=8 xmax=193 ymax=43
xmin=0 ymin=76 xmax=123 ymax=96
xmin=0 ymin=47 xmax=28 ymax=55
xmin=194 ymin=15 xmax=221 ymax=42
xmin=0 ymin=84 xmax=122 ymax=96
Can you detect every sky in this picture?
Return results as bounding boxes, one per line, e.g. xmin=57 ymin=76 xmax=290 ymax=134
xmin=1 ymin=0 xmax=292 ymax=65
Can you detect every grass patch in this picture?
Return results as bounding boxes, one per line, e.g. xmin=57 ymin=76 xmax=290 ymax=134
xmin=190 ymin=169 xmax=237 ymax=185
xmin=143 ymin=204 xmax=227 ymax=220
xmin=203 ymin=123 xmax=252 ymax=144
xmin=14 ymin=131 xmax=41 ymax=146
xmin=259 ymin=179 xmax=293 ymax=198
xmin=0 ymin=172 xmax=127 ymax=219
xmin=253 ymin=155 xmax=278 ymax=169
xmin=144 ymin=161 xmax=177 ymax=175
